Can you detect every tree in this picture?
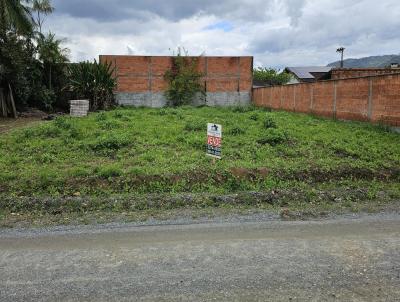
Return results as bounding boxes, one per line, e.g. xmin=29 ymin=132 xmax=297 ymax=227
xmin=31 ymin=0 xmax=53 ymax=34
xmin=0 ymin=30 xmax=40 ymax=107
xmin=36 ymin=32 xmax=69 ymax=90
xmin=253 ymin=67 xmax=291 ymax=86
xmin=0 ymin=0 xmax=33 ymax=35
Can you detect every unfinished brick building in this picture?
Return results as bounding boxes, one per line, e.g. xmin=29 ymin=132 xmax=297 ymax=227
xmin=99 ymin=55 xmax=253 ymax=107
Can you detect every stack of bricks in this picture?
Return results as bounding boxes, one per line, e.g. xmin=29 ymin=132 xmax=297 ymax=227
xmin=70 ymin=100 xmax=90 ymax=117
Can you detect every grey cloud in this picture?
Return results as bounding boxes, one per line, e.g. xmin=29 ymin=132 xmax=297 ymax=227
xmin=284 ymin=0 xmax=306 ymax=26
xmin=52 ymin=0 xmax=272 ymax=22
xmin=46 ymin=0 xmax=400 ymax=68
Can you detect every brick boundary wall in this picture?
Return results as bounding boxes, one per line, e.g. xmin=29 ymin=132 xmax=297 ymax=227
xmin=99 ymin=55 xmax=253 ymax=107
xmin=331 ymin=68 xmax=400 ymax=80
xmin=252 ymin=73 xmax=400 ymax=127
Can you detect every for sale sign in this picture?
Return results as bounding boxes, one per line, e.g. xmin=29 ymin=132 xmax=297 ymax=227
xmin=206 ymin=123 xmax=222 ymax=159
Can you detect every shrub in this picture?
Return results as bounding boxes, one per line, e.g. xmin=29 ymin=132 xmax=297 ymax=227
xmin=36 ymin=87 xmax=57 ymax=111
xmin=249 ymin=113 xmax=259 ymax=121
xmin=228 ymin=126 xmax=246 ymax=135
xmin=100 ymin=120 xmax=121 ymax=130
xmin=253 ymin=67 xmax=291 ymax=86
xmin=257 ymin=129 xmax=288 ymax=146
xmin=86 ymin=135 xmax=130 ymax=152
xmin=164 ymin=48 xmax=205 ymax=107
xmin=95 ymin=112 xmax=107 ymax=121
xmin=263 ymin=116 xmax=277 ymax=129
xmin=54 ymin=117 xmax=73 ymax=130
xmin=157 ymin=109 xmax=168 ymax=116
xmin=66 ymin=60 xmax=116 ymax=111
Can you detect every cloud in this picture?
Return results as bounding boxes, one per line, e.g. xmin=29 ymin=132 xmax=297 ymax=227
xmin=45 ymin=0 xmax=400 ymax=68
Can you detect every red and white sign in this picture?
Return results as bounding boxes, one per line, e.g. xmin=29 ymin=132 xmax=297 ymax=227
xmin=206 ymin=123 xmax=222 ymax=159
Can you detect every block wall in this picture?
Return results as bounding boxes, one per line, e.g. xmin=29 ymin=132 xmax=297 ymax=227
xmin=99 ymin=55 xmax=253 ymax=107
xmin=331 ymin=68 xmax=400 ymax=80
xmin=252 ymin=73 xmax=400 ymax=127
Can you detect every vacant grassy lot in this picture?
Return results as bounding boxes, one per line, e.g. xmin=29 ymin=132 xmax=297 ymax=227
xmin=0 ymin=106 xmax=399 ymax=195
xmin=0 ymin=106 xmax=399 ymax=226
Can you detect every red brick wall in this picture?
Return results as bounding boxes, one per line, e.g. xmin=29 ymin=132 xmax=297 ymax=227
xmin=253 ymin=73 xmax=400 ymax=127
xmin=335 ymin=78 xmax=369 ymax=121
xmin=99 ymin=55 xmax=253 ymax=94
xmin=371 ymin=74 xmax=400 ymax=126
xmin=331 ymin=68 xmax=400 ymax=80
xmin=294 ymin=84 xmax=312 ymax=113
xmin=312 ymin=81 xmax=335 ymax=118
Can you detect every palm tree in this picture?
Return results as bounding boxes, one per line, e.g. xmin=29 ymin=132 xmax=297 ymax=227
xmin=0 ymin=0 xmax=33 ymax=35
xmin=36 ymin=32 xmax=69 ymax=90
xmin=31 ymin=0 xmax=53 ymax=34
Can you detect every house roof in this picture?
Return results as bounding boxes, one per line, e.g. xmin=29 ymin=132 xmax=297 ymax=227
xmin=285 ymin=66 xmax=332 ymax=79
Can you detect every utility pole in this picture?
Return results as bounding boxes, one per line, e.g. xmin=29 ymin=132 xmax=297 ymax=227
xmin=336 ymin=47 xmax=345 ymax=68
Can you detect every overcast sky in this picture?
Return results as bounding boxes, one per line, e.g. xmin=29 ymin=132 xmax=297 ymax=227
xmin=44 ymin=0 xmax=400 ymax=68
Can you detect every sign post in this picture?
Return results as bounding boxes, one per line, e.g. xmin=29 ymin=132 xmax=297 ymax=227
xmin=206 ymin=123 xmax=222 ymax=159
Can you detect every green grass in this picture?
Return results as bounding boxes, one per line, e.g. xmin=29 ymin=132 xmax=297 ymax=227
xmin=0 ymin=106 xmax=399 ymax=198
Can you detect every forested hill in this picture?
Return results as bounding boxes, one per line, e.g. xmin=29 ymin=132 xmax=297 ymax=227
xmin=328 ymin=54 xmax=400 ymax=68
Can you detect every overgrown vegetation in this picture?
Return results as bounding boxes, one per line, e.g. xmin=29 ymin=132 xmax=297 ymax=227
xmin=0 ymin=0 xmax=115 ymax=113
xmin=66 ymin=60 xmax=117 ymax=111
xmin=253 ymin=67 xmax=291 ymax=86
xmin=0 ymin=106 xmax=399 ymax=226
xmin=0 ymin=106 xmax=399 ymax=196
xmin=0 ymin=0 xmax=70 ymax=111
xmin=164 ymin=48 xmax=205 ymax=106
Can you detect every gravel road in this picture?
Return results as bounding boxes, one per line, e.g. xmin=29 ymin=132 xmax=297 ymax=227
xmin=0 ymin=214 xmax=399 ymax=301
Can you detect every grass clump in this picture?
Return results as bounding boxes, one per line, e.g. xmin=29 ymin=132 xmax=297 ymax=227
xmin=263 ymin=116 xmax=277 ymax=129
xmin=95 ymin=164 xmax=122 ymax=178
xmin=228 ymin=126 xmax=246 ymax=136
xmin=184 ymin=120 xmax=204 ymax=132
xmin=257 ymin=129 xmax=288 ymax=146
xmin=85 ymin=134 xmax=130 ymax=153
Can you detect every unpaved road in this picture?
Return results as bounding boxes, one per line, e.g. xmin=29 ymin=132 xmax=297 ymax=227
xmin=0 ymin=214 xmax=399 ymax=301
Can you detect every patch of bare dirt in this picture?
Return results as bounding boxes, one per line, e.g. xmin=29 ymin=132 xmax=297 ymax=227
xmin=0 ymin=117 xmax=44 ymax=134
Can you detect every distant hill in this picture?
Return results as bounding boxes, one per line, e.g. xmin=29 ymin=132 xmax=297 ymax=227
xmin=327 ymin=54 xmax=400 ymax=68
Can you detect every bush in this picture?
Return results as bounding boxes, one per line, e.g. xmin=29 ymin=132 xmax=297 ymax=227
xmin=54 ymin=117 xmax=73 ymax=130
xmin=228 ymin=126 xmax=246 ymax=135
xmin=67 ymin=60 xmax=116 ymax=111
xmin=86 ymin=135 xmax=130 ymax=152
xmin=249 ymin=113 xmax=259 ymax=121
xmin=36 ymin=87 xmax=57 ymax=111
xmin=263 ymin=116 xmax=277 ymax=129
xmin=253 ymin=67 xmax=291 ymax=86
xmin=257 ymin=129 xmax=288 ymax=146
xmin=164 ymin=48 xmax=205 ymax=107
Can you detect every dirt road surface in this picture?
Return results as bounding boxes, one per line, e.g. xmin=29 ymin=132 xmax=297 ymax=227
xmin=1 ymin=214 xmax=399 ymax=301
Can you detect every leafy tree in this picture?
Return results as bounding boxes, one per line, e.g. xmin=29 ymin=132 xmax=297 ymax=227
xmin=0 ymin=31 xmax=42 ymax=107
xmin=253 ymin=67 xmax=291 ymax=86
xmin=164 ymin=48 xmax=205 ymax=107
xmin=0 ymin=0 xmax=71 ymax=111
xmin=36 ymin=32 xmax=69 ymax=89
xmin=66 ymin=60 xmax=117 ymax=111
xmin=31 ymin=0 xmax=54 ymax=34
xmin=0 ymin=0 xmax=33 ymax=35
